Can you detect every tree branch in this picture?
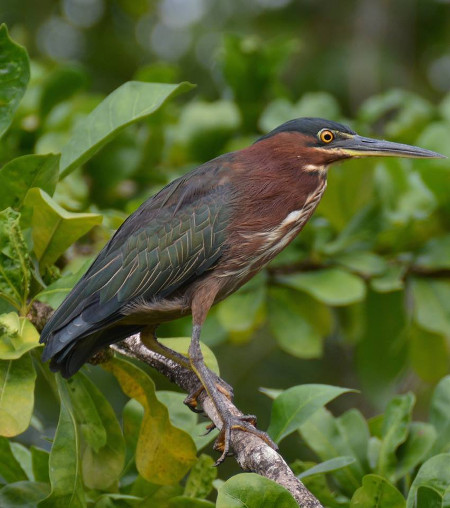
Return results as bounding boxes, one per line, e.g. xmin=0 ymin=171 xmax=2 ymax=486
xmin=111 ymin=335 xmax=323 ymax=508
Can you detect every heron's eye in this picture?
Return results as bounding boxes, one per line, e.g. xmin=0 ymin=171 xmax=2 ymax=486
xmin=319 ymin=130 xmax=334 ymax=143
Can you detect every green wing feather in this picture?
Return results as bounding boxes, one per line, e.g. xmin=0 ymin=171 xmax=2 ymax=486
xmin=40 ymin=157 xmax=233 ymax=359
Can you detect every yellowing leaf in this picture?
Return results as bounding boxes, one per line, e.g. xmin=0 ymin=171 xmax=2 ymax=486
xmin=105 ymin=356 xmax=196 ymax=485
xmin=0 ymin=354 xmax=36 ymax=437
xmin=0 ymin=313 xmax=40 ymax=360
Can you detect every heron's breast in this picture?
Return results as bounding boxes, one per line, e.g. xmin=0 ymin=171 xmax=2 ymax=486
xmin=219 ymin=179 xmax=327 ymax=279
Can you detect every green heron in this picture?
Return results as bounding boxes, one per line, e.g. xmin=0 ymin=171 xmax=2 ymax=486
xmin=41 ymin=117 xmax=443 ymax=463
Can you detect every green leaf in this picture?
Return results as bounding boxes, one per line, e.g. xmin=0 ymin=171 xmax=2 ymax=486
xmin=174 ymin=99 xmax=241 ymax=160
xmin=105 ymin=356 xmax=197 ymax=485
xmin=416 ymin=121 xmax=450 ymax=167
xmin=23 ymin=188 xmax=102 ymax=268
xmin=356 ymin=290 xmax=408 ymax=402
xmin=59 ymin=81 xmax=194 ymax=178
xmin=371 ymin=265 xmax=405 ymax=293
xmin=65 ymin=373 xmax=125 ymax=490
xmin=39 ymin=382 xmax=85 ymax=508
xmin=277 ymin=268 xmax=366 ymax=306
xmin=169 ymin=497 xmax=215 ymax=507
xmin=411 ymin=278 xmax=450 ymax=337
xmin=334 ymin=251 xmax=387 ymax=277
xmin=350 ymin=474 xmax=405 ymax=508
xmin=394 ymin=422 xmax=436 ymax=482
xmin=376 ymin=161 xmax=437 ymax=224
xmin=72 ymin=373 xmax=125 ymax=490
xmin=410 ymin=326 xmax=449 ymax=383
xmin=0 ymin=313 xmax=40 ymax=359
xmin=429 ymin=376 xmax=450 ymax=455
xmin=31 ymin=446 xmax=50 ymax=484
xmin=156 ymin=391 xmax=218 ymax=451
xmin=0 ymin=24 xmax=30 ymax=138
xmin=415 ymin=486 xmax=442 ymax=508
xmin=406 ymin=454 xmax=450 ymax=508
xmin=0 ymin=436 xmax=28 ymax=482
xmin=268 ymin=384 xmax=355 ymax=443
xmin=66 ymin=375 xmax=107 ymax=452
xmin=216 ymin=473 xmax=298 ymax=508
xmin=259 ymin=93 xmax=340 ymax=132
xmin=298 ymin=408 xmax=365 ymax=494
xmin=336 ymin=409 xmax=371 ymax=472
xmin=267 ymin=288 xmax=331 ymax=359
xmin=40 ymin=65 xmax=88 ymax=117
xmin=122 ymin=398 xmax=141 ymax=474
xmin=298 ymin=456 xmax=356 ymax=479
xmin=0 ymin=154 xmax=60 ymax=210
xmin=415 ymin=234 xmax=450 ymax=270
xmin=0 ymin=208 xmax=31 ymax=310
xmin=35 ymin=259 xmax=90 ymax=309
xmin=128 ymin=475 xmax=183 ymax=502
xmin=216 ymin=285 xmax=265 ymax=336
xmin=0 ymin=482 xmax=50 ymax=508
xmin=259 ymin=388 xmax=283 ymax=400
xmin=317 ymin=163 xmax=376 ymax=232
xmin=377 ymin=393 xmax=415 ymax=479
xmin=184 ymin=454 xmax=216 ymax=499
xmin=158 ymin=337 xmax=220 ymax=375
xmin=0 ymin=354 xmax=36 ymax=437
xmin=359 ymin=89 xmax=434 ymax=139
xmin=93 ymin=494 xmax=144 ymax=508
xmin=10 ymin=442 xmax=33 ymax=480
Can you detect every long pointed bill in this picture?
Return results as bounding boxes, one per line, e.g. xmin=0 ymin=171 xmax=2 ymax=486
xmin=336 ymin=135 xmax=446 ymax=159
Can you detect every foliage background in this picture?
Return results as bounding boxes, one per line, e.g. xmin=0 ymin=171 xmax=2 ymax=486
xmin=1 ymin=0 xmax=450 ymax=506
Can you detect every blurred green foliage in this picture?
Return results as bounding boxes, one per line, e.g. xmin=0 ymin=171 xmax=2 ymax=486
xmin=0 ymin=0 xmax=449 ymax=504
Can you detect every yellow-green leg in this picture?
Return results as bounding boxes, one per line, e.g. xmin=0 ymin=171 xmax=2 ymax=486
xmin=188 ymin=324 xmax=278 ymax=465
xmin=140 ymin=327 xmax=233 ymax=413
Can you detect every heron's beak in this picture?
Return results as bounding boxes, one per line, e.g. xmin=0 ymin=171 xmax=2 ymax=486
xmin=335 ymin=135 xmax=445 ymax=159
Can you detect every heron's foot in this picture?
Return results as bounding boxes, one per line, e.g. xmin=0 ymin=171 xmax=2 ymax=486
xmin=213 ymin=413 xmax=278 ymax=466
xmin=183 ymin=376 xmax=234 ymax=413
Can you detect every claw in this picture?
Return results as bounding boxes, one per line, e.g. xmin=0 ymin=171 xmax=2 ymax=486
xmin=202 ymin=422 xmax=216 ymax=436
xmin=212 ymin=413 xmax=278 ymax=466
xmin=184 ymin=379 xmax=234 ymax=414
xmin=183 ymin=385 xmax=204 ymax=412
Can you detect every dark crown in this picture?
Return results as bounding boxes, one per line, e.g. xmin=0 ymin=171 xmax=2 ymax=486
xmin=258 ymin=117 xmax=356 ymax=142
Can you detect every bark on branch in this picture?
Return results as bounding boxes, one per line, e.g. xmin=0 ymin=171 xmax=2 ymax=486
xmin=111 ymin=334 xmax=323 ymax=508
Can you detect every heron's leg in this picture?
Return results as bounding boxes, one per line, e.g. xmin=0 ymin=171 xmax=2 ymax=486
xmin=141 ymin=327 xmax=233 ymax=412
xmin=140 ymin=327 xmax=192 ymax=370
xmin=188 ymin=323 xmax=277 ymax=465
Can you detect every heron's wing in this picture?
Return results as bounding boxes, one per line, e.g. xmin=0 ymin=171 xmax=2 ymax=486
xmin=40 ymin=158 xmax=233 ymax=358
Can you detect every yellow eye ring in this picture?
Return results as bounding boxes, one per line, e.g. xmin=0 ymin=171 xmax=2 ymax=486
xmin=319 ymin=130 xmax=334 ymax=143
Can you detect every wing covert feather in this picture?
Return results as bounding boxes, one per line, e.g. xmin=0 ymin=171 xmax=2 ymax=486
xmin=40 ymin=157 xmax=233 ymax=343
